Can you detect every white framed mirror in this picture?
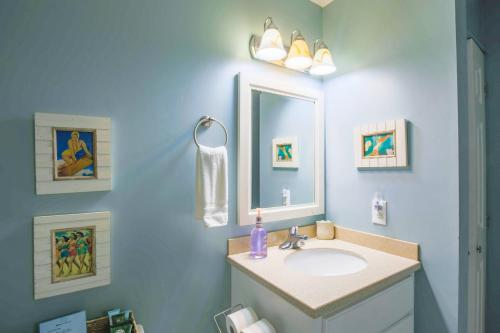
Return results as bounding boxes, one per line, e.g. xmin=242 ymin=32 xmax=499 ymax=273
xmin=238 ymin=73 xmax=324 ymax=225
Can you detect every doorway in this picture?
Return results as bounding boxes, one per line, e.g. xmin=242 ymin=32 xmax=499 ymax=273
xmin=467 ymin=37 xmax=487 ymax=333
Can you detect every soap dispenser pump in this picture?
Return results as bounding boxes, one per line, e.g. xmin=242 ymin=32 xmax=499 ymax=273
xmin=250 ymin=208 xmax=268 ymax=259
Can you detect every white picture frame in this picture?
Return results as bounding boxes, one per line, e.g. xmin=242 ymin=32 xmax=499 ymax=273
xmin=354 ymin=119 xmax=408 ymax=168
xmin=272 ymin=137 xmax=299 ymax=168
xmin=238 ymin=72 xmax=324 ymax=225
xmin=33 ymin=211 xmax=111 ymax=300
xmin=34 ymin=112 xmax=112 ymax=194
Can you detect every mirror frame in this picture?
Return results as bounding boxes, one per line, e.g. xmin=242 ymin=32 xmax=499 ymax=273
xmin=238 ymin=73 xmax=325 ymax=225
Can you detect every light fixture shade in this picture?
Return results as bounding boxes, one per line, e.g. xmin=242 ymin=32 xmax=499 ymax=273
xmin=255 ymin=17 xmax=287 ymax=61
xmin=309 ymin=40 xmax=336 ymax=76
xmin=284 ymin=31 xmax=313 ymax=70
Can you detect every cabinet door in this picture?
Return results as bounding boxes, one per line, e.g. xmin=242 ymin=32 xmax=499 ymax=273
xmin=384 ymin=315 xmax=413 ymax=333
xmin=231 ymin=267 xmax=322 ymax=333
xmin=323 ymin=276 xmax=413 ymax=333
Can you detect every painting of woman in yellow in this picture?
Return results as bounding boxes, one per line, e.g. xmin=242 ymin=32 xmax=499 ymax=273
xmin=53 ymin=129 xmax=96 ymax=179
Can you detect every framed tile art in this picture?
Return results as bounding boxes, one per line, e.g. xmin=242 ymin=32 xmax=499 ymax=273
xmin=272 ymin=137 xmax=299 ymax=168
xmin=33 ymin=212 xmax=111 ymax=299
xmin=34 ymin=113 xmax=112 ymax=194
xmin=354 ymin=119 xmax=408 ymax=168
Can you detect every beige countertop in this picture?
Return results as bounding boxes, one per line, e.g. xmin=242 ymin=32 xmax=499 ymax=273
xmin=227 ymin=238 xmax=420 ymax=318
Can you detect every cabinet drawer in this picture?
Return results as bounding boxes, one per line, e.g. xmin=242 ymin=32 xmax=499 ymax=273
xmin=324 ymin=276 xmax=414 ymax=333
xmin=383 ymin=315 xmax=413 ymax=333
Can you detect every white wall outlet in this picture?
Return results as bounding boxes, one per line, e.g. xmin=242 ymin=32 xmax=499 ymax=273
xmin=372 ymin=192 xmax=387 ymax=225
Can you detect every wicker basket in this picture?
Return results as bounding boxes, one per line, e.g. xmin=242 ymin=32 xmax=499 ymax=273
xmin=86 ymin=312 xmax=138 ymax=333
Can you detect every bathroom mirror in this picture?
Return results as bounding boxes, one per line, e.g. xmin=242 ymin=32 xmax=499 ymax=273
xmin=238 ymin=73 xmax=324 ymax=225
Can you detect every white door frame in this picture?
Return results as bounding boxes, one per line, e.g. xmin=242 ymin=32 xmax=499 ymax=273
xmin=467 ymin=37 xmax=487 ymax=333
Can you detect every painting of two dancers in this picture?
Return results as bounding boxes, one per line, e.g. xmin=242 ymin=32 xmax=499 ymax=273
xmin=53 ymin=128 xmax=96 ymax=180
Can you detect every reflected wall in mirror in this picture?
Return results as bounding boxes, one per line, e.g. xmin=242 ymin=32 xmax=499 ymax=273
xmin=251 ymin=90 xmax=315 ymax=209
xmin=238 ymin=73 xmax=324 ymax=225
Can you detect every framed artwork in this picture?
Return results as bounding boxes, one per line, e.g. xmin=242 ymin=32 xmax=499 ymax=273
xmin=34 ymin=211 xmax=111 ymax=300
xmin=51 ymin=226 xmax=96 ymax=283
xmin=53 ymin=128 xmax=97 ymax=180
xmin=272 ymin=137 xmax=299 ymax=168
xmin=34 ymin=113 xmax=112 ymax=194
xmin=363 ymin=131 xmax=395 ymax=158
xmin=354 ymin=119 xmax=408 ymax=168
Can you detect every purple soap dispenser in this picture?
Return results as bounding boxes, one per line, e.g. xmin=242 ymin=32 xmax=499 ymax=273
xmin=250 ymin=208 xmax=267 ymax=259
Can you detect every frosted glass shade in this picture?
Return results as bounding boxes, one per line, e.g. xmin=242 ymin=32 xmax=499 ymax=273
xmin=255 ymin=28 xmax=287 ymax=61
xmin=309 ymin=47 xmax=336 ymax=76
xmin=284 ymin=39 xmax=313 ymax=70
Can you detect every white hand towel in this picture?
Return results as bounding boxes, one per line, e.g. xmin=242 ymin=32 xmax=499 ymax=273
xmin=195 ymin=145 xmax=228 ymax=227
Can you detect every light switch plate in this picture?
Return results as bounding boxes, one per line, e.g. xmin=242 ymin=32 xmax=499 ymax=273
xmin=372 ymin=200 xmax=387 ymax=225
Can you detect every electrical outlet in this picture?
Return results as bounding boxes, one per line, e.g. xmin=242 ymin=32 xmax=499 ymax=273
xmin=372 ymin=192 xmax=387 ymax=225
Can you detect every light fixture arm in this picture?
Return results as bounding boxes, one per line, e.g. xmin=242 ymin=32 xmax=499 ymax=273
xmin=313 ymin=39 xmax=328 ymax=53
xmin=290 ymin=30 xmax=304 ymax=45
xmin=264 ymin=17 xmax=276 ymax=30
xmin=313 ymin=39 xmax=321 ymax=53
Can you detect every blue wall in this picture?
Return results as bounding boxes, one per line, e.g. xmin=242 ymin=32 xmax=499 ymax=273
xmin=322 ymin=0 xmax=460 ymax=332
xmin=0 ymin=1 xmax=469 ymax=332
xmin=0 ymin=1 xmax=323 ymax=332
xmin=482 ymin=0 xmax=500 ymax=331
xmin=258 ymin=93 xmax=315 ymax=207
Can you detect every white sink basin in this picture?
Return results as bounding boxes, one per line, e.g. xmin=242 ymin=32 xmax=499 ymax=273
xmin=284 ymin=248 xmax=368 ymax=277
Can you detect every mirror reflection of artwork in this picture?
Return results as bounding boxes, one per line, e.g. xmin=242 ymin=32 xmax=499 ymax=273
xmin=363 ymin=131 xmax=395 ymax=158
xmin=240 ymin=74 xmax=324 ymax=224
xmin=277 ymin=143 xmax=293 ymax=161
xmin=250 ymin=89 xmax=314 ymax=210
xmin=51 ymin=227 xmax=96 ymax=283
xmin=53 ymin=128 xmax=96 ymax=180
xmin=272 ymin=137 xmax=299 ymax=168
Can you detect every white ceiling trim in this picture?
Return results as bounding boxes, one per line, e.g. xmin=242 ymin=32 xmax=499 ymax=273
xmin=309 ymin=0 xmax=334 ymax=8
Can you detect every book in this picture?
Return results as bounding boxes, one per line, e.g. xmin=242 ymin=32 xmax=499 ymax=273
xmin=39 ymin=310 xmax=87 ymax=333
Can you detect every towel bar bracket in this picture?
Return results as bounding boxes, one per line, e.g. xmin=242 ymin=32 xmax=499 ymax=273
xmin=199 ymin=115 xmax=213 ymax=127
xmin=193 ymin=115 xmax=228 ymax=148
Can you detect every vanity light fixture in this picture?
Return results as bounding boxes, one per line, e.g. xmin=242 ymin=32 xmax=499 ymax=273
xmin=253 ymin=17 xmax=287 ymax=61
xmin=249 ymin=18 xmax=336 ymax=76
xmin=309 ymin=40 xmax=337 ymax=76
xmin=284 ymin=30 xmax=313 ymax=71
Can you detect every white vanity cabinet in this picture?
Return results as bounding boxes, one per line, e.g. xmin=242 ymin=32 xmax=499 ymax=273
xmin=231 ymin=267 xmax=414 ymax=333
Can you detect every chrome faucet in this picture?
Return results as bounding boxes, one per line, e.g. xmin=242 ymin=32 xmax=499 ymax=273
xmin=279 ymin=226 xmax=308 ymax=250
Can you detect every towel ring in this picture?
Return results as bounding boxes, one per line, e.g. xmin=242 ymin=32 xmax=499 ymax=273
xmin=193 ymin=115 xmax=228 ymax=148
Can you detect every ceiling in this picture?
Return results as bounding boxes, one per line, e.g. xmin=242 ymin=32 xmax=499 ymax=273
xmin=309 ymin=0 xmax=334 ymax=8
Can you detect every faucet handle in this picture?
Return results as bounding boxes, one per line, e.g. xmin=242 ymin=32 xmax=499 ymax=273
xmin=289 ymin=226 xmax=308 ymax=239
xmin=289 ymin=225 xmax=299 ymax=235
xmin=280 ymin=225 xmax=308 ymax=250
